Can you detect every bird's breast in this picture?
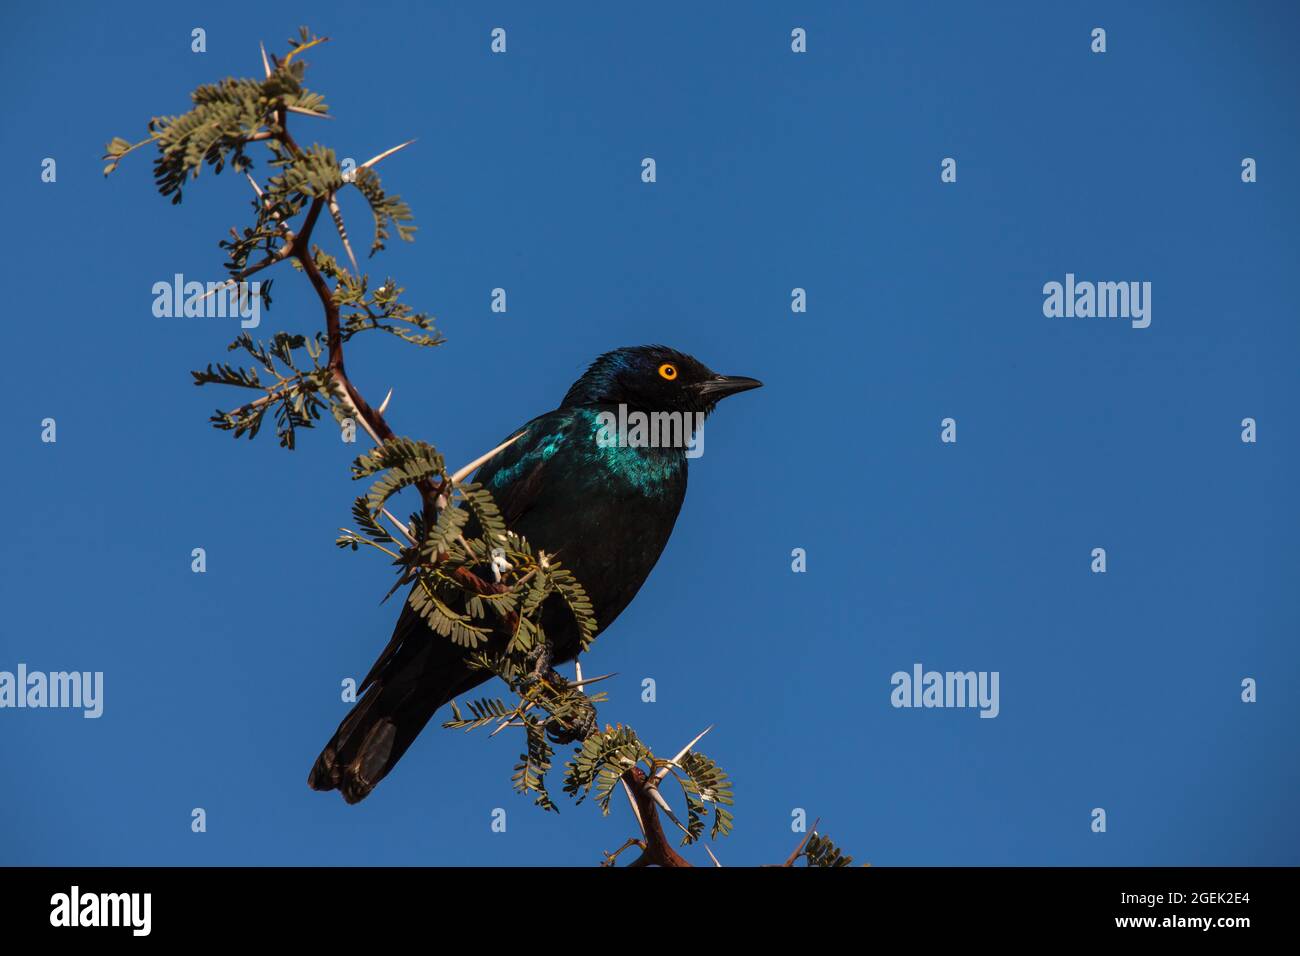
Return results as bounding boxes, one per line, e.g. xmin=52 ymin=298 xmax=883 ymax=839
xmin=521 ymin=442 xmax=686 ymax=649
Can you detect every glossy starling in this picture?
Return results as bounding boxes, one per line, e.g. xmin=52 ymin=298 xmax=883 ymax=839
xmin=308 ymin=345 xmax=761 ymax=803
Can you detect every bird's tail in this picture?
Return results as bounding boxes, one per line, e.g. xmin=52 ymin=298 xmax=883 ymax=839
xmin=306 ymin=679 xmax=443 ymax=804
xmin=308 ymin=609 xmax=486 ymax=804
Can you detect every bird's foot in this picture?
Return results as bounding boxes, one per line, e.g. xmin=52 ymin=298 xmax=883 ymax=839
xmin=515 ymin=642 xmax=597 ymax=743
xmin=517 ymin=640 xmax=554 ymax=693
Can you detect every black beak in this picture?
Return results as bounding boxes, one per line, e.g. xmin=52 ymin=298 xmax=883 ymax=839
xmin=697 ymin=374 xmax=763 ymax=401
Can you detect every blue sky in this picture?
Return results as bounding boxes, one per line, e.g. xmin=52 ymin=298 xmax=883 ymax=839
xmin=1 ymin=1 xmax=1297 ymax=866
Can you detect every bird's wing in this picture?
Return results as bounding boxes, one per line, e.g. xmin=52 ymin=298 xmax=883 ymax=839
xmin=469 ymin=408 xmax=579 ymax=528
xmin=354 ymin=409 xmax=579 ymax=695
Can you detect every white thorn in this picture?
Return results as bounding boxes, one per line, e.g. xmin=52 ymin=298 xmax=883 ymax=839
xmin=648 ymin=785 xmax=675 ymax=817
xmin=654 ymin=725 xmax=714 ymax=782
xmin=620 ymin=778 xmax=646 ymax=839
xmin=285 ymin=105 xmax=332 ymax=119
xmin=658 ymin=802 xmax=693 ymax=839
xmin=377 ymin=387 xmax=393 ymax=415
xmin=359 ymin=138 xmax=417 ymax=171
xmin=330 ymin=379 xmax=383 ymax=447
xmin=450 ymin=431 xmax=527 ymax=486
xmin=196 ymin=279 xmax=237 ymax=303
xmin=490 ymin=702 xmax=536 ymax=736
xmin=568 ymin=673 xmax=615 ymax=690
xmin=379 ymin=507 xmax=415 ymax=544
xmin=704 ymin=845 xmax=722 ymax=867
xmin=327 ymin=194 xmax=359 ymax=275
xmin=260 ymin=42 xmax=272 ymax=78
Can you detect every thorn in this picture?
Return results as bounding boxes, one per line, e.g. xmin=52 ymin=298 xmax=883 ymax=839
xmin=380 ymin=507 xmax=414 ymax=543
xmin=259 ymin=42 xmax=272 ymax=78
xmin=648 ymin=785 xmax=675 ymax=817
xmin=449 ymin=431 xmax=527 ymax=485
xmin=656 ymin=801 xmax=694 ymax=841
xmin=359 ymin=138 xmax=417 ymax=171
xmin=195 ymin=277 xmax=247 ymax=304
xmin=285 ymin=105 xmax=332 ymax=119
xmin=244 ymin=171 xmax=264 ymax=198
xmin=330 ymin=380 xmax=384 ymax=447
xmin=377 ymin=387 xmax=393 ymax=415
xmin=782 ymin=818 xmax=821 ymax=867
xmin=620 ymin=777 xmax=647 ymax=839
xmin=574 ymin=659 xmax=583 ymax=685
xmin=568 ymin=673 xmax=616 ymax=690
xmin=197 ymin=280 xmax=234 ymax=303
xmin=327 ymin=194 xmax=359 ymax=276
xmin=490 ymin=702 xmax=536 ymax=736
xmin=704 ymin=845 xmax=723 ymax=867
xmin=654 ymin=725 xmax=714 ymax=782
xmin=197 ymin=242 xmax=296 ymax=303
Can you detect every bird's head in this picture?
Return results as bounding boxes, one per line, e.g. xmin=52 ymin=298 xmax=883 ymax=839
xmin=561 ymin=345 xmax=762 ymax=416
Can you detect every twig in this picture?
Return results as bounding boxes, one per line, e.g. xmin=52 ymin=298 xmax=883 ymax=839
xmin=196 ymin=240 xmax=295 ymax=303
xmin=601 ymin=838 xmax=645 ymax=867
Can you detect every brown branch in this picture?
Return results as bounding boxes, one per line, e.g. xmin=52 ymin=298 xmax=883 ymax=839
xmin=218 ymin=77 xmax=461 ymax=563
xmin=618 ymin=774 xmax=841 ymax=867
xmin=218 ymin=378 xmax=300 ymax=419
xmin=291 ymin=193 xmax=508 ymax=605
xmin=622 ymin=768 xmax=691 ymax=868
xmin=265 ymin=94 xmax=437 ymax=523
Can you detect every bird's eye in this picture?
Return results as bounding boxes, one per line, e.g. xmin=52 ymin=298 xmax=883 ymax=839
xmin=658 ymin=363 xmax=678 ymax=381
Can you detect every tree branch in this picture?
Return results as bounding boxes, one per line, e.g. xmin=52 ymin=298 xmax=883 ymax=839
xmin=622 ymin=768 xmax=691 ymax=868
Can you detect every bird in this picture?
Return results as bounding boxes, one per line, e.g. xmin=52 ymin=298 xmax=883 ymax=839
xmin=308 ymin=345 xmax=762 ymax=803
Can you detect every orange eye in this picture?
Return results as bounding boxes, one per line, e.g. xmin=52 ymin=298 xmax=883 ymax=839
xmin=658 ymin=363 xmax=678 ymax=381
